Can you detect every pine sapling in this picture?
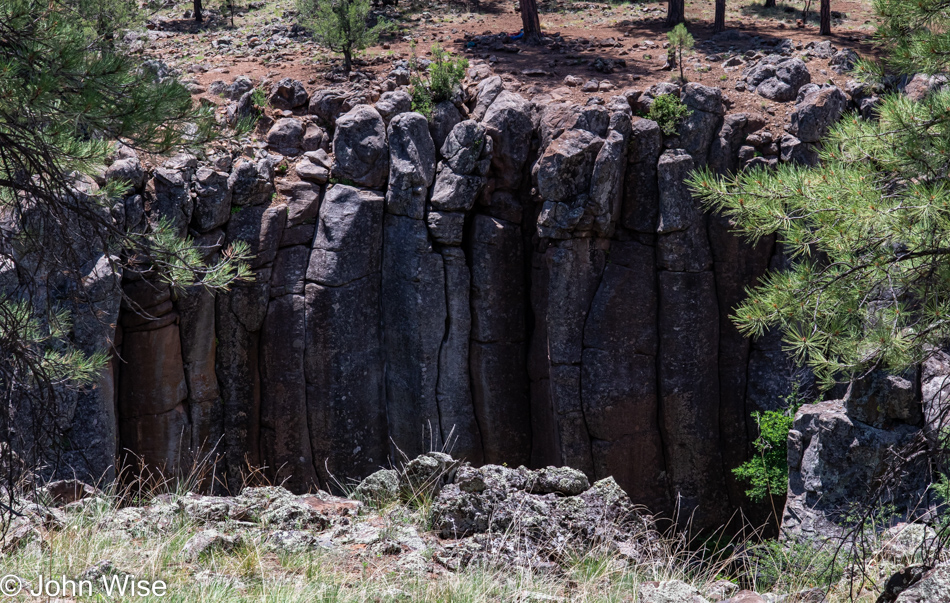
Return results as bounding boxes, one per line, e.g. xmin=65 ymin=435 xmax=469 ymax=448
xmin=667 ymin=23 xmax=694 ymax=83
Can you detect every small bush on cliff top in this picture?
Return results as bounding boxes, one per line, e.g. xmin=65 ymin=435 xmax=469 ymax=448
xmin=647 ymin=94 xmax=690 ymax=135
xmin=409 ymin=43 xmax=468 ymax=118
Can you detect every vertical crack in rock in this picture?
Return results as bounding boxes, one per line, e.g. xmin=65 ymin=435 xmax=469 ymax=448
xmin=437 ymin=247 xmax=484 ymax=463
xmin=216 ymin=202 xmax=286 ymax=490
xmin=708 ymin=214 xmax=776 ymax=510
xmin=119 ymin=278 xmax=190 ymax=478
xmin=382 ymin=112 xmax=445 ymax=458
xmin=581 ymin=240 xmax=668 ymax=513
xmin=260 ymin=243 xmax=316 ymax=491
xmin=655 ymin=148 xmax=729 ymax=528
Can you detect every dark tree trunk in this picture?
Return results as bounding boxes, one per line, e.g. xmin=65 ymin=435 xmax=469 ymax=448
xmin=666 ymin=0 xmax=685 ymax=26
xmin=714 ymin=0 xmax=726 ymax=32
xmin=343 ymin=48 xmax=353 ymax=74
xmin=519 ymin=0 xmax=542 ymax=44
xmin=194 ymin=0 xmax=203 ymax=22
xmin=820 ymin=0 xmax=831 ymax=34
xmin=764 ymin=0 xmax=775 ymax=7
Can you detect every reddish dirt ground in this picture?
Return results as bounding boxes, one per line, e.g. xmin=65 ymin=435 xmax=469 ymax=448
xmin=143 ymin=0 xmax=880 ymax=135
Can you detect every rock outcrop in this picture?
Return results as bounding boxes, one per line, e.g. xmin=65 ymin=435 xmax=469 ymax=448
xmin=51 ymin=70 xmax=885 ymax=530
xmin=782 ymin=370 xmax=936 ymax=542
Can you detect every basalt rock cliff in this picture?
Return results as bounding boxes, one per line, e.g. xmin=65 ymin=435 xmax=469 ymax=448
xmin=33 ymin=67 xmax=870 ymax=530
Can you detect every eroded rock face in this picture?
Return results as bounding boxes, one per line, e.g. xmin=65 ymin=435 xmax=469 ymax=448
xmin=77 ymin=84 xmax=869 ymax=534
xmin=783 ymin=397 xmax=929 ymax=542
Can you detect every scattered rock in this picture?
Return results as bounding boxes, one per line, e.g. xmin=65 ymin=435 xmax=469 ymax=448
xmin=268 ymin=78 xmax=309 ymax=111
xmin=182 ymin=529 xmax=240 ymax=560
xmin=638 ymin=580 xmax=709 ymax=603
xmin=353 ymin=469 xmax=399 ymax=504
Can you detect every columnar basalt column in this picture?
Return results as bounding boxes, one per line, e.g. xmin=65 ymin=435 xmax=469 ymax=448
xmin=305 ymin=184 xmax=387 ymax=484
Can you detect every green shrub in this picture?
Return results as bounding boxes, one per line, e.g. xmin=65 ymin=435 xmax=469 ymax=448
xmin=647 ymin=93 xmax=690 ymax=136
xmin=733 ymin=404 xmax=798 ymax=503
xmin=409 ymin=44 xmax=468 ymax=118
xmin=747 ymin=539 xmax=845 ymax=593
xmin=295 ymin=0 xmax=389 ymax=74
xmin=251 ymin=87 xmax=267 ymax=109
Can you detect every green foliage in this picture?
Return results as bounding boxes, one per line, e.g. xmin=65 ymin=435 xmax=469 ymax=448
xmin=667 ymin=23 xmax=694 ymax=82
xmin=0 ymin=0 xmax=251 ymax=472
xmin=251 ymin=86 xmax=268 ymax=108
xmin=647 ymin=94 xmax=690 ymax=135
xmin=748 ymin=539 xmax=845 ymax=593
xmin=409 ymin=44 xmax=468 ymax=118
xmin=733 ymin=407 xmax=797 ymax=502
xmin=295 ymin=0 xmax=389 ymax=74
xmin=688 ymin=0 xmax=950 ymax=386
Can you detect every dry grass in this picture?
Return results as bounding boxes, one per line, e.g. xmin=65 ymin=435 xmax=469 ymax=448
xmin=0 ymin=480 xmax=906 ymax=602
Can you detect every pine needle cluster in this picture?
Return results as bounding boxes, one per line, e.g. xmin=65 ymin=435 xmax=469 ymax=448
xmin=0 ymin=0 xmax=252 ymax=477
xmin=690 ymin=45 xmax=950 ymax=386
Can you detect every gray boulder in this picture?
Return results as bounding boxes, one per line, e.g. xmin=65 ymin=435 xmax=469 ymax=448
xmin=894 ymin=562 xmax=950 ymax=602
xmin=656 ymin=150 xmax=698 ymax=234
xmin=430 ymin=171 xmax=484 ymax=212
xmin=147 ymin=167 xmax=192 ymax=236
xmin=783 ymin=400 xmax=929 ymax=542
xmin=104 ymin=157 xmax=145 ymax=190
xmin=228 ymin=158 xmax=275 ymax=206
xmin=471 ymin=75 xmax=504 ymax=121
xmin=268 ymin=78 xmax=309 ymax=111
xmin=747 ymin=56 xmax=811 ymax=102
xmin=780 ymin=134 xmax=819 ymax=167
xmin=845 ymin=371 xmax=921 ymax=430
xmin=375 ymin=90 xmax=412 ymax=122
xmin=429 ymin=101 xmax=463 ymax=152
xmin=332 ymin=105 xmax=389 ymax=189
xmin=482 ymin=91 xmax=534 ymax=191
xmin=638 ymin=580 xmax=709 ymax=603
xmin=309 ymin=87 xmax=363 ymax=126
xmin=302 ymin=125 xmax=330 ymax=153
xmin=227 ymin=76 xmax=254 ymax=100
xmin=386 ymin=112 xmax=436 ymax=219
xmin=829 ymin=49 xmax=859 ymax=74
xmin=535 ymin=129 xmax=604 ymax=203
xmin=192 ymin=167 xmax=232 ymax=232
xmin=441 ymin=120 xmax=492 ymax=176
xmin=681 ymin=82 xmax=723 ymax=115
xmin=265 ymin=118 xmax=305 ymax=155
xmin=790 ymin=86 xmax=848 ymax=143
xmin=353 ymin=469 xmax=399 ymax=504
xmin=431 ymin=465 xmax=661 ymax=569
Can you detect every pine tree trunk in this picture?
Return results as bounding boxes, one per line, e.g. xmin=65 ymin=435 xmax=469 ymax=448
xmin=820 ymin=0 xmax=831 ymax=34
xmin=194 ymin=0 xmax=203 ymax=22
xmin=714 ymin=0 xmax=726 ymax=32
xmin=519 ymin=0 xmax=542 ymax=44
xmin=343 ymin=48 xmax=352 ymax=74
xmin=666 ymin=0 xmax=685 ymax=26
xmin=764 ymin=0 xmax=775 ymax=7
